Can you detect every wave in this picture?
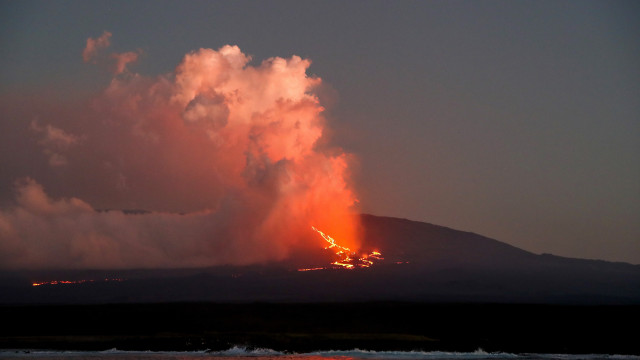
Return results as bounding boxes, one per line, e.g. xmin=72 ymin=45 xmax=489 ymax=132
xmin=306 ymin=348 xmax=519 ymax=358
xmin=306 ymin=350 xmax=639 ymax=360
xmin=0 ymin=348 xmax=211 ymax=357
xmin=1 ymin=347 xmax=638 ymax=359
xmin=0 ymin=346 xmax=283 ymax=358
xmin=207 ymin=346 xmax=285 ymax=356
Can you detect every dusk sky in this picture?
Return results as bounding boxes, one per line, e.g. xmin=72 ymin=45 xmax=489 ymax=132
xmin=1 ymin=0 xmax=638 ymax=267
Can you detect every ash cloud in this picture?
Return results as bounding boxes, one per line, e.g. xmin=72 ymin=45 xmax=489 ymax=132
xmin=110 ymin=51 xmax=140 ymax=75
xmin=0 ymin=178 xmax=288 ymax=269
xmin=82 ymin=31 xmax=111 ymax=63
xmin=83 ymin=31 xmax=140 ymax=74
xmin=30 ymin=121 xmax=80 ymax=167
xmin=0 ymin=36 xmax=361 ymax=270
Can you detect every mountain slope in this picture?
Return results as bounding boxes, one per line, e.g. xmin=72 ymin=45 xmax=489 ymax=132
xmin=1 ymin=214 xmax=638 ymax=304
xmin=357 ymin=214 xmax=640 ymax=303
xmin=360 ymin=214 xmax=538 ymax=266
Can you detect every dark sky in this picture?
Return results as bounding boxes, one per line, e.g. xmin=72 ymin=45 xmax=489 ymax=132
xmin=1 ymin=0 xmax=639 ymax=264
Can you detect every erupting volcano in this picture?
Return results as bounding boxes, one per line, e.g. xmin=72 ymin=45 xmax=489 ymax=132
xmin=0 ymin=37 xmax=364 ymax=270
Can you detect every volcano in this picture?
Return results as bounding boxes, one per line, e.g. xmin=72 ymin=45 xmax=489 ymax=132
xmin=2 ymin=214 xmax=639 ymax=304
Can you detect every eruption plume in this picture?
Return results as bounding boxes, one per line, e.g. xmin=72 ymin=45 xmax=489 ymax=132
xmin=82 ymin=31 xmax=141 ymax=74
xmin=82 ymin=31 xmax=111 ymax=63
xmin=0 ymin=36 xmax=361 ymax=269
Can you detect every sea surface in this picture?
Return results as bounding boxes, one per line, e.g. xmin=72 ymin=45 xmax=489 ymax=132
xmin=1 ymin=347 xmax=638 ymax=360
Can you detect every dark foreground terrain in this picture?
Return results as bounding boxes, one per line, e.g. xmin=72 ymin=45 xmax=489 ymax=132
xmin=1 ymin=302 xmax=639 ymax=355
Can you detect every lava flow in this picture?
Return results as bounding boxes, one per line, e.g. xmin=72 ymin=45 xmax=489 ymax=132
xmin=32 ymin=278 xmax=125 ymax=287
xmin=298 ymin=226 xmax=384 ymax=271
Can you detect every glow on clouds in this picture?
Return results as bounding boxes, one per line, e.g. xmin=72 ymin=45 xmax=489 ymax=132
xmin=0 ymin=34 xmax=361 ymax=269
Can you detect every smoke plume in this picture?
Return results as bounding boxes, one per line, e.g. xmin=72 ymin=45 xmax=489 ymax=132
xmin=82 ymin=31 xmax=111 ymax=63
xmin=82 ymin=31 xmax=141 ymax=74
xmin=0 ymin=36 xmax=361 ymax=270
xmin=29 ymin=121 xmax=80 ymax=167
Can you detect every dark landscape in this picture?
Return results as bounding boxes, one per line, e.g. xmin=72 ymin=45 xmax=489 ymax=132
xmin=1 ymin=214 xmax=638 ymax=354
xmin=2 ymin=302 xmax=639 ymax=354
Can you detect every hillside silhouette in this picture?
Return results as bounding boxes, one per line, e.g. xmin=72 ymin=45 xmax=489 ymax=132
xmin=1 ymin=214 xmax=638 ymax=304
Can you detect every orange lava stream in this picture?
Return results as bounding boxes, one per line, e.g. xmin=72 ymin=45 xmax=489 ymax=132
xmin=311 ymin=226 xmax=352 ymax=253
xmin=299 ymin=226 xmax=384 ymax=271
xmin=32 ymin=278 xmax=125 ymax=287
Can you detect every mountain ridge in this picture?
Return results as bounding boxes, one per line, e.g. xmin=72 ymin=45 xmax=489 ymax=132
xmin=360 ymin=213 xmax=639 ymax=267
xmin=0 ymin=213 xmax=638 ymax=304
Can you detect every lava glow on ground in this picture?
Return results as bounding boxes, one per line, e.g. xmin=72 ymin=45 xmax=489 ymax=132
xmin=298 ymin=226 xmax=384 ymax=272
xmin=32 ymin=278 xmax=125 ymax=287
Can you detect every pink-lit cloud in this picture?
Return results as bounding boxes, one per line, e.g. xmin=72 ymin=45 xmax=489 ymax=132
xmin=82 ymin=31 xmax=112 ymax=63
xmin=83 ymin=31 xmax=141 ymax=74
xmin=30 ymin=121 xmax=80 ymax=167
xmin=0 ymin=42 xmax=361 ymax=270
xmin=110 ymin=50 xmax=140 ymax=74
xmin=0 ymin=178 xmax=288 ymax=269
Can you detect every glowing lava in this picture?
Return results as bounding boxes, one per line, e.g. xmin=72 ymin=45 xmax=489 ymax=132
xmin=32 ymin=278 xmax=125 ymax=286
xmin=298 ymin=226 xmax=384 ymax=271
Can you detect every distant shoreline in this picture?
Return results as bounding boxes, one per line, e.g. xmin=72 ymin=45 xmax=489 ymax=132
xmin=1 ymin=302 xmax=638 ymax=355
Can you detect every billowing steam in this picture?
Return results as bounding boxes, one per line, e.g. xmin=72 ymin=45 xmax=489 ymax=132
xmin=0 ymin=33 xmax=361 ymax=269
xmin=82 ymin=31 xmax=112 ymax=63
xmin=82 ymin=30 xmax=140 ymax=74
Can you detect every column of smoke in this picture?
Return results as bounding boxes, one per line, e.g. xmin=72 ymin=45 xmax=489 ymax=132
xmin=0 ymin=34 xmax=361 ymax=269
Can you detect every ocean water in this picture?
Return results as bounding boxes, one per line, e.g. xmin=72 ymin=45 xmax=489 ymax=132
xmin=1 ymin=347 xmax=638 ymax=360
